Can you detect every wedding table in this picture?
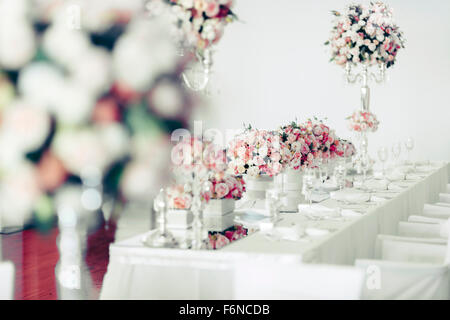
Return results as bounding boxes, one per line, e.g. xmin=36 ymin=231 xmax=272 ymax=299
xmin=100 ymin=162 xmax=449 ymax=299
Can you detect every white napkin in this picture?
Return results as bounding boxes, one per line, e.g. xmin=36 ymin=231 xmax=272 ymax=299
xmin=415 ymin=165 xmax=435 ymax=173
xmin=263 ymin=225 xmax=305 ymax=241
xmin=354 ymin=179 xmax=388 ymax=191
xmin=387 ymin=182 xmax=408 ymax=190
xmin=311 ymin=192 xmax=330 ymax=203
xmin=340 ymin=209 xmax=363 ymax=217
xmin=321 ymin=180 xmax=339 ymax=192
xmin=405 ymin=173 xmax=427 ymax=180
xmin=393 ymin=165 xmax=414 ymax=175
xmin=370 ymin=195 xmax=388 ymax=203
xmin=385 ymin=170 xmax=406 ymax=181
xmin=305 ymin=228 xmax=330 ymax=237
xmin=298 ymin=204 xmax=341 ymax=218
xmin=330 ymin=189 xmax=371 ymax=203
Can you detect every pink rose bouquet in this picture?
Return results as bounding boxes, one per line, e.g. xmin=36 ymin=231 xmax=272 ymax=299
xmin=227 ymin=127 xmax=284 ymax=177
xmin=207 ymin=174 xmax=245 ymax=200
xmin=325 ymin=2 xmax=405 ymax=68
xmin=278 ymin=118 xmax=345 ymax=170
xmin=347 ymin=110 xmax=379 ymax=133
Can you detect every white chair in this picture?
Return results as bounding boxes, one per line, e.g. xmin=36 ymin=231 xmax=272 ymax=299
xmin=355 ymin=223 xmax=450 ymax=300
xmin=436 ymin=202 xmax=450 ymax=208
xmin=408 ymin=215 xmax=447 ymax=224
xmin=422 ymin=204 xmax=450 ymax=219
xmin=398 ymin=221 xmax=449 ymax=239
xmin=355 ymin=260 xmax=449 ymax=300
xmin=447 ymin=184 xmax=450 ymax=194
xmin=0 ymin=261 xmax=15 ymax=300
xmin=233 ymin=262 xmax=364 ymax=300
xmin=374 ymin=234 xmax=447 ymax=264
xmin=439 ymin=193 xmax=450 ymax=204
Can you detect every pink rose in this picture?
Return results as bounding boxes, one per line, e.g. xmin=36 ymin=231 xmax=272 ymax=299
xmin=215 ymin=183 xmax=229 ymax=199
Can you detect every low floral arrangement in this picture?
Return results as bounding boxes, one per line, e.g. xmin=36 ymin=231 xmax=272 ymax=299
xmin=167 ymin=184 xmax=194 ymax=209
xmin=278 ymin=118 xmax=344 ymax=171
xmin=167 ymin=172 xmax=245 ymax=209
xmin=227 ymin=126 xmax=283 ymax=177
xmin=165 ymin=0 xmax=237 ymax=52
xmin=325 ymin=1 xmax=405 ymax=68
xmin=302 ymin=118 xmax=343 ymax=162
xmin=347 ymin=110 xmax=379 ymax=132
xmin=207 ymin=224 xmax=247 ymax=250
xmin=207 ymin=174 xmax=246 ymax=200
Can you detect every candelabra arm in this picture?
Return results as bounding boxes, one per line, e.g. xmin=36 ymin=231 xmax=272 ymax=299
xmin=181 ymin=48 xmax=212 ymax=92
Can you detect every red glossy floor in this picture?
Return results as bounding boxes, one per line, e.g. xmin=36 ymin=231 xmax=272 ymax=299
xmin=0 ymin=222 xmax=116 ymax=300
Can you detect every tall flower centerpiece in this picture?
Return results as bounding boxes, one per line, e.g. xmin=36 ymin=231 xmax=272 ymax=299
xmin=170 ymin=136 xmax=227 ymax=249
xmin=326 ymin=2 xmax=404 ymax=172
xmin=347 ymin=110 xmax=379 ymax=176
xmin=164 ymin=0 xmax=238 ymax=91
xmin=326 ymin=1 xmax=404 ymax=110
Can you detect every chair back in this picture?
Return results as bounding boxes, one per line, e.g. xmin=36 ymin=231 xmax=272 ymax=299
xmin=233 ymin=262 xmax=364 ymax=300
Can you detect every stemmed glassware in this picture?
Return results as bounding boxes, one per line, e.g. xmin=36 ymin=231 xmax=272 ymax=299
xmin=334 ymin=158 xmax=347 ymax=190
xmin=391 ymin=142 xmax=402 ymax=166
xmin=302 ymin=168 xmax=316 ymax=206
xmin=404 ymin=137 xmax=414 ymax=165
xmin=377 ymin=146 xmax=389 ymax=178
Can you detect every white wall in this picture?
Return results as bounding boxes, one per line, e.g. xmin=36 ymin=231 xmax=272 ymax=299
xmin=199 ymin=0 xmax=450 ymax=162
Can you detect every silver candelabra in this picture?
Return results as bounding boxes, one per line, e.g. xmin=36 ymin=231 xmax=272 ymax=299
xmin=345 ymin=62 xmax=386 ymax=111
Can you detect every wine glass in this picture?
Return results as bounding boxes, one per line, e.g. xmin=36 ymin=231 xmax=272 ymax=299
xmin=404 ymin=137 xmax=414 ymax=165
xmin=302 ymin=169 xmax=316 ymax=207
xmin=391 ymin=142 xmax=401 ymax=166
xmin=334 ymin=159 xmax=346 ymax=190
xmin=377 ymin=146 xmax=389 ymax=177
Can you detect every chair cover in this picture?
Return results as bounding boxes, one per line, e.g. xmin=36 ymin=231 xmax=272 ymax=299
xmin=408 ymin=215 xmax=446 ymax=224
xmin=398 ymin=221 xmax=443 ymax=238
xmin=233 ymin=262 xmax=364 ymax=300
xmin=375 ymin=235 xmax=447 ymax=264
xmin=355 ymin=259 xmax=449 ymax=300
xmin=439 ymin=193 xmax=450 ymax=204
xmin=423 ymin=204 xmax=450 ymax=219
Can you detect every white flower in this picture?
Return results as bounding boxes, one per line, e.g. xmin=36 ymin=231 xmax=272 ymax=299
xmin=51 ymin=81 xmax=95 ymax=125
xmin=0 ymin=161 xmax=41 ymax=227
xmin=70 ymin=47 xmax=112 ymax=97
xmin=1 ymin=99 xmax=51 ymax=154
xmin=18 ymin=62 xmax=65 ymax=108
xmin=0 ymin=18 xmax=36 ymax=69
xmin=247 ymin=166 xmax=259 ymax=177
xmin=96 ymin=123 xmax=130 ymax=163
xmin=42 ymin=24 xmax=91 ymax=69
xmin=113 ymin=17 xmax=178 ymax=91
xmin=120 ymin=160 xmax=164 ymax=201
xmin=149 ymin=80 xmax=185 ymax=118
xmin=52 ymin=128 xmax=109 ymax=175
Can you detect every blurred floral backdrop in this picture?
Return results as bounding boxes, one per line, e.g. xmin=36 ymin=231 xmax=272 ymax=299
xmin=0 ymin=0 xmax=200 ymax=230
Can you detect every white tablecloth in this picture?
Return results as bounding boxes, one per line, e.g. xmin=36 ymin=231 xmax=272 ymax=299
xmin=100 ymin=162 xmax=449 ymax=299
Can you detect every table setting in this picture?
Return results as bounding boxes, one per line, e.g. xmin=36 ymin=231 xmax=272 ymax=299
xmin=0 ymin=0 xmax=448 ymax=302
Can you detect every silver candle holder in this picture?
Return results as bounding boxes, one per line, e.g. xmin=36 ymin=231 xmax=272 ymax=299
xmin=144 ymin=189 xmax=178 ymax=248
xmin=345 ymin=62 xmax=386 ymax=111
